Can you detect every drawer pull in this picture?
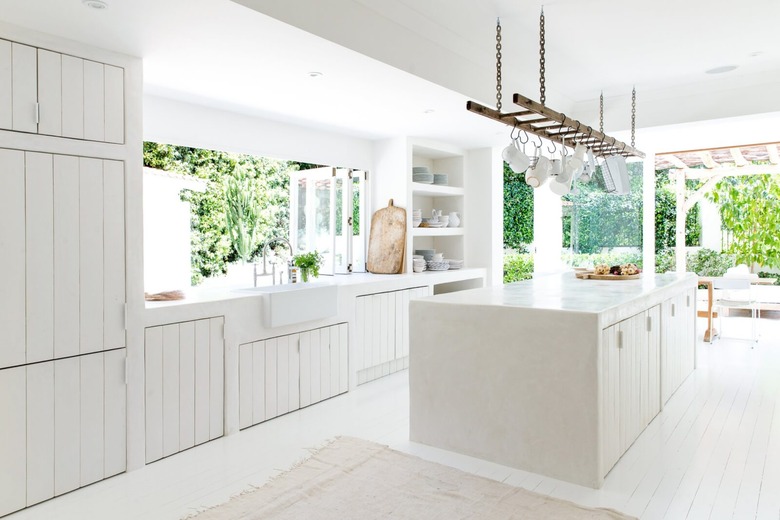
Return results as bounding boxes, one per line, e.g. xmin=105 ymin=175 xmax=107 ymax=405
xmin=618 ymin=331 xmax=623 ymax=349
xmin=647 ymin=316 xmax=652 ymax=332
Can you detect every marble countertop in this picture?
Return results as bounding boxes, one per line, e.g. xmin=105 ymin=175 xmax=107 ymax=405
xmin=423 ymin=272 xmax=698 ymax=315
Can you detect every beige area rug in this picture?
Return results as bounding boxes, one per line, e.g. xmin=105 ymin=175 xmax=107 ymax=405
xmin=190 ymin=437 xmax=635 ymax=520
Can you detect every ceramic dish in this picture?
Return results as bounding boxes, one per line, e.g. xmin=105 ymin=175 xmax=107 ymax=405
xmin=433 ymin=173 xmax=448 ymax=185
xmin=426 ymin=261 xmax=450 ymax=271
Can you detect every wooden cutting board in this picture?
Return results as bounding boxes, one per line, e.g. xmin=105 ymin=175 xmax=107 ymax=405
xmin=366 ymin=199 xmax=406 ymax=274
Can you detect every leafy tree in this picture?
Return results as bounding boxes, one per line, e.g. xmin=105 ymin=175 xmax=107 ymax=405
xmin=708 ymin=174 xmax=780 ymax=271
xmin=143 ymin=142 xmax=295 ymax=284
xmin=654 ymin=170 xmax=701 ymax=250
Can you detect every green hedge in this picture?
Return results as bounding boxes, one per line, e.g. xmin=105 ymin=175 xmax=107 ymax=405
xmin=503 ymin=254 xmax=534 ymax=283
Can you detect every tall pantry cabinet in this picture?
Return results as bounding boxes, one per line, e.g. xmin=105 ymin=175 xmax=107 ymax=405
xmin=0 ymin=26 xmax=143 ymax=517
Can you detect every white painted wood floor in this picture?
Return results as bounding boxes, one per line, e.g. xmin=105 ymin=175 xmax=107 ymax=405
xmin=11 ymin=316 xmax=780 ymax=520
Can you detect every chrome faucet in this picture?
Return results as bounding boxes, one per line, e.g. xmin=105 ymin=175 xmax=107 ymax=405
xmin=254 ymin=237 xmax=294 ymax=286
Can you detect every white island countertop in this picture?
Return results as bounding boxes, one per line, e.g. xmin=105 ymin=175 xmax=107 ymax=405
xmin=422 ymin=271 xmax=698 ymax=328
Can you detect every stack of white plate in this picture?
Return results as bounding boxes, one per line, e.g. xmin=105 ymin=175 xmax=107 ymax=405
xmin=412 ymin=209 xmax=422 ymax=227
xmin=415 ymin=249 xmax=435 ymax=261
xmin=413 ymin=172 xmax=434 ymax=184
xmin=426 ymin=221 xmax=446 ymax=228
xmin=412 ymin=256 xmax=427 ymax=273
xmin=426 ymin=260 xmax=450 ymax=271
xmin=433 ymin=173 xmax=448 ymax=185
xmin=445 ymin=259 xmax=464 ymax=270
xmin=412 ymin=166 xmax=429 ymax=173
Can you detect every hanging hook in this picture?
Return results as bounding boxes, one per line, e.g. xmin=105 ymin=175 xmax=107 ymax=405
xmin=509 ymin=120 xmax=519 ymax=141
xmin=547 ymin=140 xmax=557 ymax=154
xmin=519 ymin=129 xmax=530 ymax=145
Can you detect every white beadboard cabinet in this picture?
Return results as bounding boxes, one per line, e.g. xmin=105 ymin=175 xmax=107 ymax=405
xmin=238 ymin=323 xmax=348 ymax=430
xmin=600 ymin=305 xmax=661 ymax=473
xmin=144 ymin=317 xmax=225 ymax=464
xmin=0 ymin=148 xmax=126 ymax=368
xmin=355 ymin=286 xmax=429 ymax=385
xmin=661 ymin=287 xmax=696 ymax=404
xmin=0 ymin=349 xmax=127 ymax=517
xmin=0 ymin=25 xmax=142 ymax=515
xmin=0 ymin=38 xmax=124 ymax=143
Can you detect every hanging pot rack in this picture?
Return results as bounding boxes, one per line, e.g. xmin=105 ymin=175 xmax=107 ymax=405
xmin=467 ymin=12 xmax=645 ymax=160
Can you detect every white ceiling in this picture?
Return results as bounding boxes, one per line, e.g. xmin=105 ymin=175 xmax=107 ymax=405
xmin=2 ymin=0 xmax=780 ymax=150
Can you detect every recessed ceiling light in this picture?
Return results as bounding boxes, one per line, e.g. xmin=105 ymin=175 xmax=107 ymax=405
xmin=307 ymin=71 xmax=323 ymax=78
xmin=82 ymin=0 xmax=108 ymax=9
xmin=705 ymin=65 xmax=738 ymax=74
xmin=423 ymin=109 xmax=435 ymax=114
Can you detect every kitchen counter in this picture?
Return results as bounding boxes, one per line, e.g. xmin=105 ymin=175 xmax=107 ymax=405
xmin=409 ymin=272 xmax=698 ymax=489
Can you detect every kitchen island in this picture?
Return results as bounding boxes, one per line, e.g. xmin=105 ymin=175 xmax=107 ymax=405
xmin=409 ymin=272 xmax=697 ymax=488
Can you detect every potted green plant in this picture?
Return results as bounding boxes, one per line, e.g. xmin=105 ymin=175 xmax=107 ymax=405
xmin=292 ymin=251 xmax=324 ymax=282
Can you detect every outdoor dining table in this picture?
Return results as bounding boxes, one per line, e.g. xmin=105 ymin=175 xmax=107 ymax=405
xmin=698 ymin=276 xmax=776 ymax=342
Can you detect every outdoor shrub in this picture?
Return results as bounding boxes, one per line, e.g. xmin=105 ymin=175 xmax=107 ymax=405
xmin=503 ymin=164 xmax=534 ymax=250
xmin=685 ymin=248 xmax=735 ymax=276
xmin=655 ymin=248 xmax=676 ymax=274
xmin=562 ymin=251 xmax=643 ymax=269
xmin=504 ymin=254 xmax=534 ymax=283
xmin=758 ymin=271 xmax=780 ymax=285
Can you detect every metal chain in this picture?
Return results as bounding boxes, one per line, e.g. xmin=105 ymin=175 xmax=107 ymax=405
xmin=599 ymin=91 xmax=604 ymax=134
xmin=539 ymin=8 xmax=546 ymax=106
xmin=631 ymin=86 xmax=636 ymax=148
xmin=496 ymin=18 xmax=502 ymax=111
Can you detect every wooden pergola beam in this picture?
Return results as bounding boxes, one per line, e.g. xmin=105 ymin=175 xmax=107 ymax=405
xmin=768 ymin=144 xmax=780 ymax=165
xmin=682 ymin=164 xmax=780 ymax=179
xmin=698 ymin=151 xmax=718 ymax=169
xmin=730 ymin=147 xmax=749 ymax=166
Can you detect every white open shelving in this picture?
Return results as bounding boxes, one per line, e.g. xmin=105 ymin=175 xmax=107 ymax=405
xmin=410 ymin=140 xmax=465 ymax=272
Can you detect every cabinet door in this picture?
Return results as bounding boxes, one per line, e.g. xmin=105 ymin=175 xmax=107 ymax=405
xmin=355 ymin=296 xmax=365 ymax=372
xmin=338 ymin=323 xmax=349 ymax=394
xmin=309 ymin=329 xmax=322 ymax=404
xmin=194 ymin=319 xmax=211 ymax=445
xmin=80 ymin=352 xmax=104 ymax=486
xmin=299 ymin=332 xmax=312 ymax=407
xmin=26 ymin=362 xmax=54 ymax=506
xmin=53 ymin=155 xmax=81 ymax=359
xmin=264 ymin=337 xmax=278 ymax=420
xmin=0 ymin=149 xmax=26 ymax=368
xmin=144 ymin=326 xmax=163 ymax=463
xmin=329 ymin=326 xmax=340 ymax=396
xmin=26 ymin=152 xmax=54 ymax=363
xmin=104 ymin=349 xmax=127 ymax=478
xmin=103 ymin=160 xmax=126 ymax=350
xmin=320 ymin=328 xmax=332 ymax=399
xmin=83 ymin=60 xmax=104 ymax=141
xmin=161 ymin=324 xmax=180 ymax=458
xmin=208 ymin=317 xmax=224 ymax=440
xmin=645 ymin=305 xmax=661 ymax=424
xmin=104 ymin=65 xmax=124 ymax=143
xmin=251 ymin=341 xmax=266 ymax=424
xmin=61 ymin=55 xmax=84 ymax=139
xmin=0 ymin=40 xmax=11 ymax=129
xmin=80 ymin=157 xmax=104 ymax=354
xmin=600 ymin=323 xmax=620 ymax=474
xmin=54 ymin=357 xmax=80 ymax=496
xmin=276 ymin=336 xmax=290 ymax=416
xmin=288 ymin=334 xmax=300 ymax=412
xmin=37 ymin=49 xmax=62 ymax=136
xmin=0 ymin=366 xmax=26 ymax=517
xmin=11 ymin=42 xmax=37 ymax=133
xmin=178 ymin=321 xmax=196 ymax=451
xmin=238 ymin=342 xmax=253 ymax=430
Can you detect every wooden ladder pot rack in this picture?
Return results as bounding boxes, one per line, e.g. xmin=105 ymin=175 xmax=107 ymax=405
xmin=467 ymin=93 xmax=645 ymax=159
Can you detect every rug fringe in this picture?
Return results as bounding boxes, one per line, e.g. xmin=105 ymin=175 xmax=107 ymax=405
xmin=180 ymin=437 xmax=341 ymax=520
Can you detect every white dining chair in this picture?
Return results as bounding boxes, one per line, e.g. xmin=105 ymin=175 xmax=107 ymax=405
xmin=711 ymin=277 xmax=759 ymax=344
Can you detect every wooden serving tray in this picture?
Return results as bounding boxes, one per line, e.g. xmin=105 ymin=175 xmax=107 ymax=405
xmin=576 ymin=272 xmax=641 ymax=280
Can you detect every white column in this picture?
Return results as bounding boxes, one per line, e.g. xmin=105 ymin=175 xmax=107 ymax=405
xmin=675 ymin=169 xmax=686 ymax=272
xmin=533 ymin=186 xmax=563 ymax=274
xmin=642 ymin=154 xmax=656 ymax=274
xmin=700 ymin=198 xmax=722 ymax=251
xmin=465 ymin=147 xmax=503 ymax=285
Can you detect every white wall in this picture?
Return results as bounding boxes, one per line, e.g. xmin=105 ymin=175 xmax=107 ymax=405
xmin=465 ymin=147 xmax=503 ymax=285
xmin=143 ymin=170 xmax=199 ymax=292
xmin=144 ymin=95 xmax=373 ymax=170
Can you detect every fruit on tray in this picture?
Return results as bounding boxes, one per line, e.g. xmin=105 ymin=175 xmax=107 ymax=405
xmin=609 ymin=265 xmax=622 ymax=275
xmin=594 ymin=264 xmax=610 ymax=275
